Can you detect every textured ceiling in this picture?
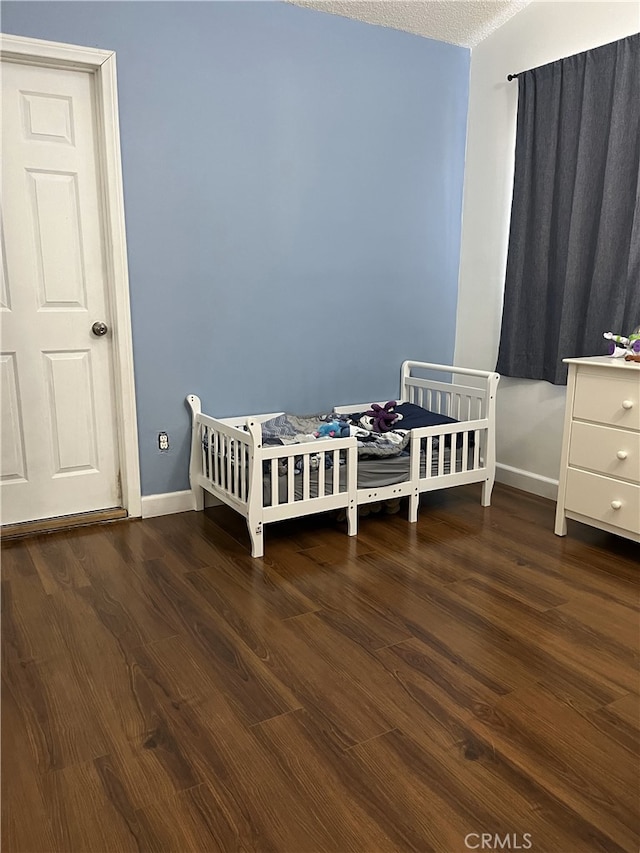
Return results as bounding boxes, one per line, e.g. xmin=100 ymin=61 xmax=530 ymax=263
xmin=287 ymin=1 xmax=532 ymax=48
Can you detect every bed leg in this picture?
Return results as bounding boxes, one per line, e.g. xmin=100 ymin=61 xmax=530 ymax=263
xmin=187 ymin=394 xmax=205 ymax=512
xmin=346 ymin=500 xmax=357 ymax=537
xmin=481 ymin=476 xmax=495 ymax=507
xmin=193 ymin=485 xmax=204 ymax=512
xmin=248 ymin=520 xmax=264 ymax=558
xmin=409 ymin=492 xmax=419 ymax=523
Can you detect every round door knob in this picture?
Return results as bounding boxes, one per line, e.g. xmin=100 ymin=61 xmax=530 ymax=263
xmin=91 ymin=321 xmax=109 ymax=337
xmin=611 ymin=500 xmax=622 ymax=510
xmin=617 ymin=450 xmax=628 ymax=460
xmin=621 ymin=400 xmax=633 ymax=410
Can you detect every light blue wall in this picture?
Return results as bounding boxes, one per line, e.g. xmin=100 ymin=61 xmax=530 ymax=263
xmin=2 ymin=1 xmax=470 ymax=495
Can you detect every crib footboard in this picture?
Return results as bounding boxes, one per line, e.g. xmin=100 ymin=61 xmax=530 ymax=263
xmin=186 ymin=395 xmax=358 ymax=558
xmin=187 ymin=394 xmax=257 ymax=511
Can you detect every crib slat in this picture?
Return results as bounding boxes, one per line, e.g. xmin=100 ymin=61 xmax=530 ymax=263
xmin=214 ymin=431 xmax=220 ymax=485
xmin=288 ymin=455 xmax=295 ymax=503
xmin=302 ymin=454 xmax=310 ymax=501
xmin=201 ymin=425 xmax=206 ymax=478
xmin=333 ymin=450 xmax=339 ymax=494
xmin=461 ymin=431 xmax=469 ymax=473
xmin=234 ymin=442 xmax=240 ymax=497
xmin=474 ymin=430 xmax=481 ymax=469
xmin=240 ymin=443 xmax=246 ymax=500
xmin=426 ymin=436 xmax=433 ymax=477
xmin=271 ymin=459 xmax=278 ymax=507
xmin=438 ymin=435 xmax=445 ymax=476
xmin=207 ymin=427 xmax=213 ymax=484
xmin=318 ymin=450 xmax=326 ymax=497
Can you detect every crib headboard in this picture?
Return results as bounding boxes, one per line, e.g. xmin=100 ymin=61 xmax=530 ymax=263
xmin=400 ymin=361 xmax=500 ymax=421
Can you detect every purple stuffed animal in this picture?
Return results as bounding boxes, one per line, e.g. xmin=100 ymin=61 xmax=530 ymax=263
xmin=363 ymin=401 xmax=400 ymax=433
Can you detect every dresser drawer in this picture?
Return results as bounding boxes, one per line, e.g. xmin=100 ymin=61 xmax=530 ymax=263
xmin=565 ymin=468 xmax=640 ymax=535
xmin=573 ymin=371 xmax=640 ymax=430
xmin=569 ymin=422 xmax=640 ymax=482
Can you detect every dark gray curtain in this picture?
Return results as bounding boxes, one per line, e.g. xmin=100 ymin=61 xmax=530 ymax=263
xmin=496 ymin=34 xmax=640 ymax=385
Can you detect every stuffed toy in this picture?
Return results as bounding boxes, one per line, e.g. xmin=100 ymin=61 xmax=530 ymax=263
xmin=604 ymin=327 xmax=640 ymax=358
xmin=361 ymin=401 xmax=402 ymax=433
xmin=315 ymin=420 xmax=343 ymax=438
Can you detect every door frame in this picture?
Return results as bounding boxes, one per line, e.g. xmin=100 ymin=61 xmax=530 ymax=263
xmin=1 ymin=33 xmax=142 ymax=518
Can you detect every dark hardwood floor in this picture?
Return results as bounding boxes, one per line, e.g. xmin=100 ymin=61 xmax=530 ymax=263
xmin=2 ymin=484 xmax=639 ymax=853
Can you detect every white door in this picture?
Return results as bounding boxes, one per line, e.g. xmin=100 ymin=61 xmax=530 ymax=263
xmin=1 ymin=59 xmax=121 ymax=525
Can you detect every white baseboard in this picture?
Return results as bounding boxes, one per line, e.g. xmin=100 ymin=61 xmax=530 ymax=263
xmin=141 ymin=490 xmax=195 ymax=518
xmin=141 ymin=489 xmax=222 ymax=519
xmin=496 ymin=463 xmax=558 ymax=501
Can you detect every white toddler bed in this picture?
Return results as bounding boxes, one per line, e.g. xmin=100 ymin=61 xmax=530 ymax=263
xmin=187 ymin=361 xmax=499 ymax=557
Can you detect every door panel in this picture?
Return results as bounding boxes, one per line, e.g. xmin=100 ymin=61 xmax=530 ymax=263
xmin=43 ymin=350 xmax=99 ymax=476
xmin=29 ymin=170 xmax=87 ymax=308
xmin=1 ymin=60 xmax=121 ymax=525
xmin=0 ymin=353 xmax=27 ymax=482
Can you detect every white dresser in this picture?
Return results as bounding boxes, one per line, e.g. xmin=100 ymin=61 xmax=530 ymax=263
xmin=555 ymin=357 xmax=640 ymax=542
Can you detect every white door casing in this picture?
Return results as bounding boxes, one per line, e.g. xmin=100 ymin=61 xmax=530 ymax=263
xmin=1 ymin=35 xmax=141 ymax=525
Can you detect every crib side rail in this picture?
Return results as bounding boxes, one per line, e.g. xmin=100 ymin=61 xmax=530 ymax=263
xmin=409 ymin=418 xmax=490 ymax=482
xmin=261 ymin=436 xmax=358 ymax=519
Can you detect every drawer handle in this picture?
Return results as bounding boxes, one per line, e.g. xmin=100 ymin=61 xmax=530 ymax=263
xmin=622 ymin=400 xmax=634 ymax=410
xmin=611 ymin=500 xmax=622 ymax=510
xmin=616 ymin=450 xmax=628 ymax=460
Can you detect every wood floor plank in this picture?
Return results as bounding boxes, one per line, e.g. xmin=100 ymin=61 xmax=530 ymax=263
xmin=128 ymin=639 xmax=368 ymax=851
xmin=554 ymin=593 xmax=640 ymax=648
xmin=3 ymin=653 xmax=110 ymax=772
xmin=373 ymin=636 xmax=509 ymax=751
xmin=0 ymin=538 xmax=38 ymax=580
xmin=181 ymin=516 xmax=321 ymax=620
xmin=2 ymin=667 xmax=57 ymax=853
xmin=250 ymin=708 xmax=411 ymax=852
xmin=586 ymin=693 xmax=640 ymax=755
xmin=466 ymin=685 xmax=639 ymax=851
xmin=43 ymin=759 xmax=148 ymax=853
xmin=235 ymin=542 xmax=414 ymax=651
xmin=354 ymin=510 xmax=480 ymax=586
xmin=359 ymin=550 xmax=631 ymax=710
xmin=26 ymin=533 xmax=91 ymax=595
xmin=66 ymin=530 xmax=183 ymax=649
xmin=2 ymin=575 xmax=67 ymax=664
xmin=372 ymin=640 xmax=629 ymax=853
xmin=346 ymin=725 xmax=520 ymax=853
xmin=427 ymin=484 xmax=640 ymax=582
xmin=134 ymin=782 xmax=267 ymax=853
xmin=184 ymin=568 xmax=399 ymax=748
xmin=131 ymin=558 xmax=301 ymax=726
xmin=447 ymin=575 xmax=638 ymax=695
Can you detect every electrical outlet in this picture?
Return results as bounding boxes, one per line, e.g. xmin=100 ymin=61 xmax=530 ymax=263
xmin=158 ymin=432 xmax=169 ymax=451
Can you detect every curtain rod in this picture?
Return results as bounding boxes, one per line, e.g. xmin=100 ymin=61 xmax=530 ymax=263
xmin=507 ymin=73 xmax=520 ymax=81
